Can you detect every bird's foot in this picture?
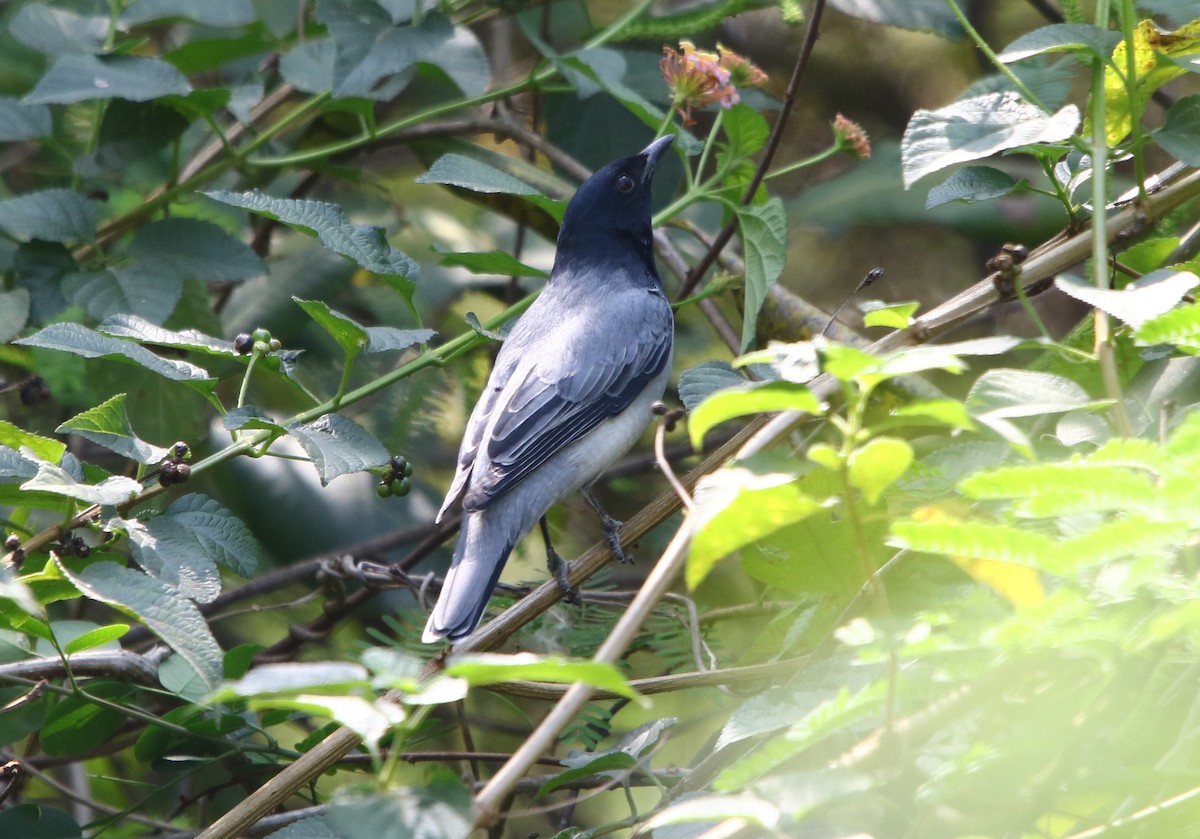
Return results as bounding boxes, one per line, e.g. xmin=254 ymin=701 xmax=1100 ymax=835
xmin=584 ymin=489 xmax=634 ymax=564
xmin=547 ymin=548 xmax=582 ymax=606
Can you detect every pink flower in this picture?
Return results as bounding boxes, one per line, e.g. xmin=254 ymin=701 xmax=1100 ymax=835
xmin=832 ymin=113 xmax=871 ymax=160
xmin=661 ymin=41 xmax=766 ymax=126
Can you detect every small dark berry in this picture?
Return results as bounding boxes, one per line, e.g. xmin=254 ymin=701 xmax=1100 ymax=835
xmin=651 ymin=401 xmax=668 ymax=416
xmin=160 ymin=461 xmax=178 ymax=486
xmin=173 ymin=463 xmax=191 ymax=483
xmin=4 ymin=535 xmax=20 ymax=552
xmin=1002 ymin=243 xmax=1030 ymax=263
xmin=394 ymin=477 xmax=412 ymax=497
xmin=376 ymin=482 xmax=393 ymax=498
xmin=988 ymin=253 xmax=1014 ymax=273
xmin=252 ymin=327 xmax=272 ymax=343
xmin=76 ymin=543 xmax=89 ymax=558
xmin=390 ymin=455 xmax=406 ymax=472
xmin=234 ymin=333 xmax=254 ymax=355
xmin=173 ymin=441 xmax=189 ymax=459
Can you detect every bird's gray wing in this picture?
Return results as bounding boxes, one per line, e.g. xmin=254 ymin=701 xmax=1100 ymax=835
xmin=436 ymin=370 xmax=507 ymax=521
xmin=462 ymin=310 xmax=672 ymax=511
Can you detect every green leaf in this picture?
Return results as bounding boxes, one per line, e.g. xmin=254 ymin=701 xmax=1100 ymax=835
xmin=98 ymin=315 xmax=237 ymax=357
xmin=63 ymin=266 xmax=182 ymax=326
xmin=0 ymin=189 xmax=97 ymax=243
xmin=129 ymin=218 xmax=266 ymax=283
xmin=890 ymin=399 xmax=975 ymax=430
xmin=121 ymin=0 xmax=256 ymax=26
xmin=295 ymin=298 xmax=433 ymax=360
xmin=322 ymin=9 xmax=490 ymax=100
xmin=63 ymin=624 xmax=129 ymax=654
xmin=0 ymin=289 xmax=30 ymax=344
xmin=0 ymin=420 xmax=65 ymax=464
xmin=210 ymin=662 xmax=370 ymax=701
xmin=446 ymin=653 xmax=640 ymax=700
xmin=17 ymin=324 xmax=215 ymax=390
xmin=1153 ymin=94 xmax=1200 ymax=165
xmin=826 ymin=0 xmax=962 ymax=37
xmin=439 ymin=251 xmax=549 ymax=278
xmin=1055 ymin=270 xmax=1199 ymax=328
xmin=722 ymin=103 xmax=770 ymax=160
xmin=80 ymin=99 xmax=190 ymax=177
xmin=901 ymin=92 xmax=1080 ymax=187
xmin=21 ymin=463 xmax=141 ymax=505
xmin=288 ymin=414 xmax=391 ymax=485
xmin=41 ymin=682 xmax=135 ymax=757
xmin=861 ymin=300 xmax=920 ymax=329
xmin=160 ymin=494 xmax=261 ymax=578
xmin=541 ymin=719 xmax=675 ymax=796
xmin=997 ymin=23 xmax=1122 ymax=63
xmin=0 ymin=805 xmax=81 ymax=838
xmin=57 ymin=394 xmax=170 ymax=465
xmin=417 ymin=153 xmax=541 ymax=195
xmin=1135 ymin=300 xmax=1200 ymax=351
xmin=690 ymin=465 xmax=821 ymax=589
xmin=967 ymin=368 xmax=1097 ymax=418
xmin=204 ymin=191 xmax=418 ymax=278
xmin=925 ymin=166 xmax=1023 ymax=208
xmin=56 ymin=559 xmax=223 ymax=687
xmin=959 ymin=462 xmax=1158 ymax=518
xmin=0 ymin=97 xmax=51 ymax=141
xmin=361 ymin=647 xmax=468 ymax=704
xmin=889 ymin=519 xmax=1057 ymax=567
xmin=643 ymin=794 xmax=780 ymax=833
xmin=847 ymin=437 xmax=913 ymax=504
xmin=689 ymin=381 xmax=821 ymax=449
xmin=10 ymin=3 xmax=108 ymax=56
xmin=25 ymin=55 xmax=191 ymax=104
xmin=678 ymin=360 xmax=751 ymax=414
xmin=737 ymin=198 xmax=787 ymax=351
xmin=325 ymin=781 xmax=471 ymax=839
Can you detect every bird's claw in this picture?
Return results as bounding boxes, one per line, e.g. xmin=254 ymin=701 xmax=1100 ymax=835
xmin=547 ymin=548 xmax=582 ymax=606
xmin=601 ymin=520 xmax=634 ymax=565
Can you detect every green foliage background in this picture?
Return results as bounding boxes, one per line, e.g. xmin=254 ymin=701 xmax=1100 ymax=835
xmin=0 ymin=0 xmax=1198 ymax=836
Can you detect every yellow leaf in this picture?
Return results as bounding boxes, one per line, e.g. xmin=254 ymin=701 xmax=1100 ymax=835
xmin=949 ymin=555 xmax=1046 ymax=609
xmin=1104 ymin=18 xmax=1200 ymax=144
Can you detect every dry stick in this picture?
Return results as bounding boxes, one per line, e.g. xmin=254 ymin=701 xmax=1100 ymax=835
xmin=472 ymin=509 xmax=697 ymax=827
xmin=195 ymin=164 xmax=1200 ymax=839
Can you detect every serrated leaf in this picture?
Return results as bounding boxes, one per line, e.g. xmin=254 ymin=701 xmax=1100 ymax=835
xmin=1135 ymin=300 xmax=1200 ymax=350
xmin=966 ymin=368 xmax=1097 ymax=419
xmin=222 ymin=406 xmax=287 ymax=434
xmin=847 ymin=437 xmax=913 ymax=504
xmin=997 ymin=23 xmax=1122 ymax=63
xmin=22 ymin=463 xmax=141 ymax=505
xmin=98 ymin=314 xmax=237 ymax=356
xmin=288 ymin=414 xmax=390 ymax=485
xmin=57 ymin=394 xmax=170 ymax=465
xmin=0 ymin=420 xmax=65 ymax=464
xmin=901 ymin=92 xmax=1080 ymax=187
xmin=0 ymin=189 xmax=97 ymax=243
xmin=1104 ymin=18 xmax=1200 ymax=144
xmin=889 ymin=518 xmax=1057 ymax=567
xmin=925 ymin=166 xmax=1022 ymax=208
xmin=689 ymin=381 xmax=820 ymax=449
xmin=439 ymin=251 xmax=549 ymax=278
xmin=446 ymin=653 xmax=639 ymax=700
xmin=0 ymin=97 xmax=51 ymax=141
xmin=960 ymin=462 xmax=1159 ymax=518
xmin=690 ymin=466 xmax=820 ymax=589
xmin=210 ymin=662 xmax=370 ymax=701
xmin=63 ymin=624 xmax=130 ymax=654
xmin=56 ymin=559 xmax=223 ymax=687
xmin=10 ymin=3 xmax=108 ymax=56
xmin=63 ymin=266 xmax=182 ymax=325
xmin=16 ymin=323 xmax=215 ymax=389
xmin=737 ymin=198 xmax=787 ymax=351
xmin=0 ymin=446 xmax=40 ymax=480
xmin=722 ymin=103 xmax=770 ymax=160
xmin=295 ymin=298 xmax=434 ymax=359
xmin=678 ymin=360 xmax=750 ymax=414
xmin=204 ymin=191 xmax=418 ymax=278
xmin=417 ymin=154 xmax=541 ymax=195
xmin=1055 ymin=270 xmax=1199 ymax=328
xmin=161 ymin=494 xmax=261 ymax=578
xmin=25 ymin=55 xmax=191 ymax=104
xmin=129 ymin=218 xmax=266 ymax=283
xmin=541 ymin=719 xmax=676 ymax=796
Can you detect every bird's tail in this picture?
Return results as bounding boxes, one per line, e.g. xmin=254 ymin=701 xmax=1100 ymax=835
xmin=422 ymin=510 xmax=515 ymax=643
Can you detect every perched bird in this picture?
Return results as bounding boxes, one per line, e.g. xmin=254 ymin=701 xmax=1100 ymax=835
xmin=423 ymin=135 xmax=676 ymax=643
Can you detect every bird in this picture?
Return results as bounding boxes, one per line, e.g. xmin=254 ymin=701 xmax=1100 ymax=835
xmin=423 ymin=134 xmax=677 ymax=643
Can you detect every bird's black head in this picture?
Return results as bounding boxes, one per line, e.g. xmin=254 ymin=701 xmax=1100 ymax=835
xmin=556 ymin=135 xmax=675 ymax=260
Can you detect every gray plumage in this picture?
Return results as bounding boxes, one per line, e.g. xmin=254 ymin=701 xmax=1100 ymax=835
xmin=423 ymin=135 xmax=676 ymax=643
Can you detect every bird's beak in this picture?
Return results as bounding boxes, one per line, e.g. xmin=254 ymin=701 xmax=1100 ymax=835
xmin=639 ymin=134 xmax=675 ymax=184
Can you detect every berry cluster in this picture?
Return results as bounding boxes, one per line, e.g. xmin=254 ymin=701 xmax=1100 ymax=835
xmin=234 ymin=327 xmax=282 ymax=355
xmin=55 ymin=534 xmax=89 ymax=558
xmin=376 ymin=455 xmax=414 ymax=498
xmin=159 ymin=441 xmax=192 ymax=487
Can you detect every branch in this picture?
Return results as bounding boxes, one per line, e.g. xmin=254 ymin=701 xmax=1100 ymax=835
xmin=0 ymin=648 xmax=168 ymax=686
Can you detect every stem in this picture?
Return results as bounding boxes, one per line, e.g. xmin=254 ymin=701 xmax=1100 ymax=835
xmin=944 ymin=0 xmax=1049 ymax=113
xmin=1088 ymin=4 xmax=1135 ymax=437
xmin=762 ymin=142 xmax=843 ymax=181
xmin=1119 ymin=0 xmax=1147 ymax=200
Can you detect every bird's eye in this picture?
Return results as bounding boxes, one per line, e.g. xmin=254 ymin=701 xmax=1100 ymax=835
xmin=616 ymin=174 xmax=635 ymax=193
